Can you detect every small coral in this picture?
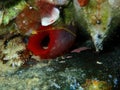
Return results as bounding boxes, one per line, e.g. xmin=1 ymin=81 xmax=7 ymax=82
xmin=1 ymin=36 xmax=27 ymax=67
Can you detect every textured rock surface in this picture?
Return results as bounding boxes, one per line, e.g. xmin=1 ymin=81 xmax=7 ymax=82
xmin=74 ymin=0 xmax=120 ymax=51
xmin=0 ymin=0 xmax=120 ymax=90
xmin=0 ymin=45 xmax=120 ymax=90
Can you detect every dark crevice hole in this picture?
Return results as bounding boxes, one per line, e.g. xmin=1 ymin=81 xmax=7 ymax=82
xmin=41 ymin=35 xmax=50 ymax=49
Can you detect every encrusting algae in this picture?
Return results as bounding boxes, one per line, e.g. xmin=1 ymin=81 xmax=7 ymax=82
xmin=82 ymin=79 xmax=112 ymax=90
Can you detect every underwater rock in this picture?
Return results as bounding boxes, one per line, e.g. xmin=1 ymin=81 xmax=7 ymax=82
xmin=0 ymin=47 xmax=120 ymax=89
xmin=0 ymin=0 xmax=119 ymax=90
xmin=27 ymin=26 xmax=76 ymax=59
xmin=73 ymin=0 xmax=120 ymax=51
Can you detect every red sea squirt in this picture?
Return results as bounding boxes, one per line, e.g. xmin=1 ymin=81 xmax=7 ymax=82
xmin=27 ymin=26 xmax=76 ymax=59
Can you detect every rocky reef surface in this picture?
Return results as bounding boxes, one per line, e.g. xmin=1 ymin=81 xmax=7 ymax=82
xmin=0 ymin=0 xmax=120 ymax=90
xmin=0 ymin=35 xmax=120 ymax=90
